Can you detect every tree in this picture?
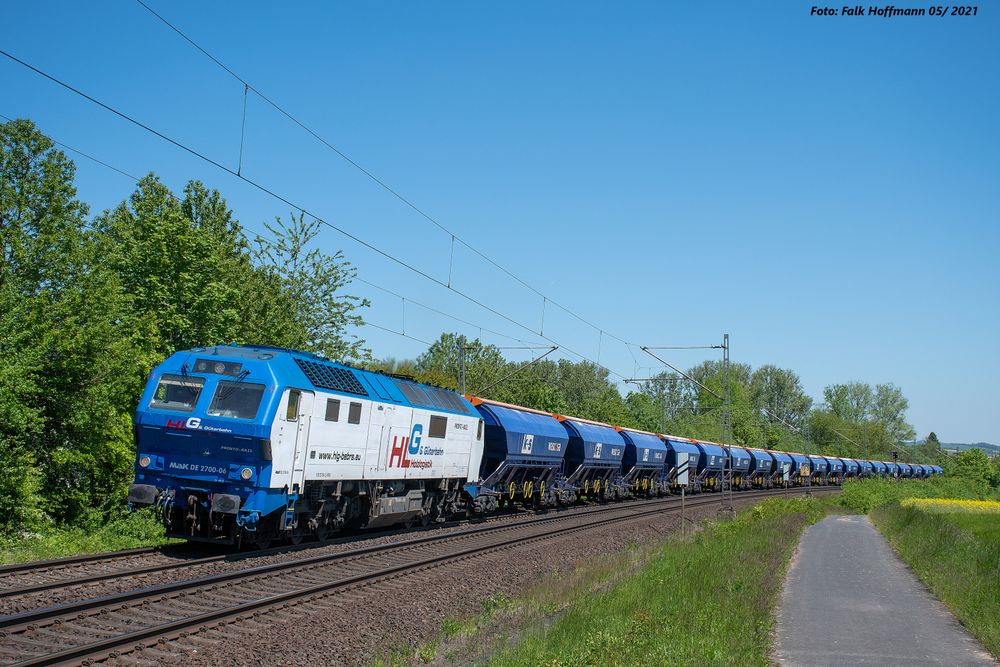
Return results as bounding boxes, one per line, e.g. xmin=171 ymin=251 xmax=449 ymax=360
xmin=871 ymin=383 xmax=916 ymax=443
xmin=0 ymin=119 xmax=370 ymax=532
xmin=946 ymin=448 xmax=994 ymax=493
xmin=254 ymin=212 xmax=369 ymax=361
xmin=687 ymin=360 xmax=752 ymax=389
xmin=413 ymin=333 xmax=506 ymax=392
xmin=823 ymin=382 xmax=873 ymax=422
xmin=639 ymin=371 xmax=696 ymax=425
xmin=622 ymin=391 xmax=663 ymax=433
xmin=1 ymin=118 xmax=138 ymax=526
xmin=750 ymin=365 xmax=813 ymax=428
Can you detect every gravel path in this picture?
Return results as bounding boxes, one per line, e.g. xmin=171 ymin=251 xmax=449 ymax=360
xmin=773 ymin=514 xmax=996 ymax=666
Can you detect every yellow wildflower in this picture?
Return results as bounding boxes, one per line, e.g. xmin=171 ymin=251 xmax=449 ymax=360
xmin=900 ymin=498 xmax=1000 ymax=513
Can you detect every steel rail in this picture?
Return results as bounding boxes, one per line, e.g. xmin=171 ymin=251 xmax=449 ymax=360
xmin=0 ymin=493 xmax=707 ymax=598
xmin=0 ymin=547 xmax=160 ymax=576
xmin=0 ymin=492 xmax=718 ymax=628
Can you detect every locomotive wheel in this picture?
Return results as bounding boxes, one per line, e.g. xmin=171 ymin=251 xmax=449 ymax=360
xmin=315 ymin=522 xmax=333 ymax=543
xmin=250 ymin=515 xmax=280 ymax=550
xmin=253 ymin=529 xmax=273 ymax=550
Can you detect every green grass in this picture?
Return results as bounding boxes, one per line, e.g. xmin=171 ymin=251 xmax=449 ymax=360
xmin=0 ymin=509 xmax=177 ymax=564
xmin=872 ymin=503 xmax=1000 ymax=660
xmin=943 ymin=512 xmax=1000 ymax=542
xmin=838 ymin=476 xmax=994 ymax=513
xmin=485 ymin=497 xmax=830 ymax=667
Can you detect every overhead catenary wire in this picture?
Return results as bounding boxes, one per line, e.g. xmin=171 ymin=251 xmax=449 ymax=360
xmin=354 ymin=277 xmax=545 ymax=347
xmin=130 ymin=0 xmax=639 ymax=350
xmin=0 ymin=111 xmax=553 ymax=357
xmin=0 ymin=49 xmax=637 ymax=379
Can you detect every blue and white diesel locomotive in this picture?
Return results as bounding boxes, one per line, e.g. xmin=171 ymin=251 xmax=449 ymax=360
xmin=129 ymin=345 xmax=483 ymax=546
xmin=129 ymin=345 xmax=942 ymax=545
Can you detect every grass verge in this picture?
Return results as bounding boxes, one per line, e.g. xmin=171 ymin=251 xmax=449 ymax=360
xmin=837 ymin=476 xmax=996 ymax=514
xmin=871 ymin=503 xmax=1000 ymax=659
xmin=0 ymin=509 xmax=177 ymax=564
xmin=379 ymin=496 xmax=832 ymax=666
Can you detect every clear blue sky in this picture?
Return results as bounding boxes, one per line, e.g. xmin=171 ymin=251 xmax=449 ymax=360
xmin=3 ymin=1 xmax=997 ymax=443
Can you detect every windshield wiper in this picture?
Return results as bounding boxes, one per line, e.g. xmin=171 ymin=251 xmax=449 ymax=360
xmin=219 ymin=369 xmax=250 ymax=401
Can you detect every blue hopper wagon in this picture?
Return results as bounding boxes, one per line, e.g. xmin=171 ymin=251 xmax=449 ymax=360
xmin=693 ymin=441 xmax=727 ymax=491
xmin=727 ymin=446 xmax=752 ymax=489
xmin=809 ymin=455 xmax=829 ymax=485
xmin=824 ymin=456 xmax=844 ymax=485
xmin=617 ymin=428 xmax=668 ymax=496
xmin=558 ymin=415 xmax=627 ymax=500
xmin=747 ymin=449 xmax=775 ymax=489
xmin=789 ymin=453 xmax=811 ymax=486
xmin=470 ymin=397 xmax=569 ymax=510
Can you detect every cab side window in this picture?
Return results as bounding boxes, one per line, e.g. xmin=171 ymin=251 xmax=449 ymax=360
xmin=286 ymin=390 xmax=301 ymax=421
xmin=325 ymin=398 xmax=341 ymax=422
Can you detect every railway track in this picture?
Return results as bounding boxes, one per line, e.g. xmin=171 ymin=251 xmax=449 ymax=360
xmin=0 ymin=487 xmax=837 ymax=667
xmin=0 ymin=496 xmax=678 ymax=600
xmin=0 ymin=547 xmax=208 ymax=599
xmin=0 ymin=506 xmax=569 ymax=599
xmin=0 ymin=485 xmax=793 ymax=600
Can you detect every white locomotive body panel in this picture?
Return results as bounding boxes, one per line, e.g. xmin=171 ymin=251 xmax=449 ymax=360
xmin=268 ymin=387 xmax=483 ymax=489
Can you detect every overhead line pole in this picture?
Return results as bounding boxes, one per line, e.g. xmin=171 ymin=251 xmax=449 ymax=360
xmin=639 ymin=339 xmax=733 ymax=516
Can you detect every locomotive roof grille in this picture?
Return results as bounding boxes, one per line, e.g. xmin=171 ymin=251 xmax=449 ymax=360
xmin=294 ymin=358 xmax=369 ymax=397
xmin=395 ymin=379 xmax=468 ymax=413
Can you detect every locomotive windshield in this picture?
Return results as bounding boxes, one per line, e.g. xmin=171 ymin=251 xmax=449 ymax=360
xmin=149 ymin=374 xmax=204 ymax=412
xmin=207 ymin=381 xmax=266 ymax=419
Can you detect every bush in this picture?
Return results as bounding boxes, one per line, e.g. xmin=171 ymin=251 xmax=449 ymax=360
xmin=0 ymin=508 xmax=173 ymax=565
xmin=839 ymin=477 xmax=991 ymax=513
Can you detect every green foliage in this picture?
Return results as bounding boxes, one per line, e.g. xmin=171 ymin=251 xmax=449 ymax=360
xmin=491 ymin=497 xmax=828 ymax=666
xmin=945 ymin=448 xmax=1000 ymax=490
xmin=838 ymin=476 xmax=993 ymax=513
xmin=396 ymin=331 xmax=938 ymax=473
xmin=872 ymin=504 xmax=1000 ymax=659
xmin=254 ymin=212 xmax=369 ymax=361
xmin=821 ymin=381 xmax=916 ymax=451
xmin=0 ymin=508 xmax=177 ymax=565
xmin=750 ymin=364 xmax=812 ymax=428
xmin=0 ymin=118 xmax=365 ymax=535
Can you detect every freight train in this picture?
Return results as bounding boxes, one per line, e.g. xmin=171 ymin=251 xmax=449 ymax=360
xmin=128 ymin=345 xmax=942 ymax=546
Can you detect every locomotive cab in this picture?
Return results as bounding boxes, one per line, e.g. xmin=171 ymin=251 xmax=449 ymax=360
xmin=129 ymin=346 xmax=280 ymax=543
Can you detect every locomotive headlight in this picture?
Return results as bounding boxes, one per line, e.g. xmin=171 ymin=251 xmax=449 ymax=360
xmin=240 ymin=467 xmax=253 ymax=480
xmin=139 ymin=455 xmax=151 ymax=468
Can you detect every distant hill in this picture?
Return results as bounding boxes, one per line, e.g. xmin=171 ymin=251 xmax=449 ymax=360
xmin=942 ymin=442 xmax=1000 ymax=455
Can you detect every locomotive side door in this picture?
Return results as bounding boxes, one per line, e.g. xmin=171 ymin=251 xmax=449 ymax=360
xmin=288 ymin=389 xmax=314 ymax=494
